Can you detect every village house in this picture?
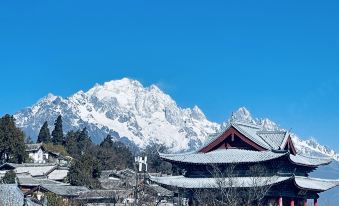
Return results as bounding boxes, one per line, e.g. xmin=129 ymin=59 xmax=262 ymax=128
xmin=26 ymin=143 xmax=48 ymax=164
xmin=25 ymin=143 xmax=72 ymax=166
xmin=150 ymin=120 xmax=339 ymax=206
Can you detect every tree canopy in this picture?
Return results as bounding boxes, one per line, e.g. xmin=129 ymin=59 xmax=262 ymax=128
xmin=37 ymin=121 xmax=51 ymax=143
xmin=67 ymin=153 xmax=101 ymax=189
xmin=0 ymin=114 xmax=27 ymax=163
xmin=51 ymin=115 xmax=64 ymax=145
xmin=97 ymin=135 xmax=134 ymax=170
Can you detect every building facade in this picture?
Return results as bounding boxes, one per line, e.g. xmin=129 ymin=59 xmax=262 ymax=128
xmin=150 ymin=121 xmax=339 ymax=206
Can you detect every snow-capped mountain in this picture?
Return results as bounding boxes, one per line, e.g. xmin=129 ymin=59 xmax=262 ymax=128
xmin=14 ymin=78 xmax=339 ymax=160
xmin=14 ymin=78 xmax=219 ymax=151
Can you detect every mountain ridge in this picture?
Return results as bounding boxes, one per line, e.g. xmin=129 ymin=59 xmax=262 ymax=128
xmin=14 ymin=78 xmax=339 ymax=161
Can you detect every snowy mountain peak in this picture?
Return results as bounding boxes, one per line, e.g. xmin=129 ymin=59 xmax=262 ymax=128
xmin=13 ymin=78 xmax=338 ymax=160
xmin=231 ymin=107 xmax=255 ymax=124
xmin=15 ymin=78 xmax=219 ymax=151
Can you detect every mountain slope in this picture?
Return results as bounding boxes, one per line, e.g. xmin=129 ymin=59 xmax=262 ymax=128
xmin=14 ymin=78 xmax=219 ymax=151
xmin=14 ymin=78 xmax=339 ymax=160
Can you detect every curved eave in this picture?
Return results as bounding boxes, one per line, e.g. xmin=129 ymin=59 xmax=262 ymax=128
xmin=293 ymin=176 xmax=339 ymax=192
xmin=289 ymin=154 xmax=332 ymax=167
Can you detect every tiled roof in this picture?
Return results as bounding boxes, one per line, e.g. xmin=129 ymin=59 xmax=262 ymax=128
xmin=294 ymin=176 xmax=339 ymax=191
xmin=0 ymin=184 xmax=25 ymax=206
xmin=160 ymin=149 xmax=287 ymax=164
xmin=47 ymin=169 xmax=69 ymax=181
xmin=14 ymin=165 xmax=57 ymax=177
xmin=40 ymin=184 xmax=89 ymax=197
xmin=77 ymin=190 xmax=118 ymax=200
xmin=289 ymin=154 xmax=332 ymax=167
xmin=149 ymin=175 xmax=339 ymax=191
xmin=25 ymin=143 xmax=43 ymax=152
xmin=149 ymin=175 xmax=290 ymax=189
xmin=256 ymin=131 xmax=287 ymax=150
xmin=233 ymin=122 xmax=272 ymax=149
xmin=199 ymin=121 xmax=287 ymax=151
xmin=146 ymin=184 xmax=174 ymax=197
xmin=18 ymin=176 xmax=67 ymax=187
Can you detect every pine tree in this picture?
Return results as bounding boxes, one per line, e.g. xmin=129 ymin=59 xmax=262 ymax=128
xmin=0 ymin=114 xmax=27 ymax=163
xmin=1 ymin=170 xmax=16 ymax=184
xmin=37 ymin=121 xmax=51 ymax=143
xmin=97 ymin=135 xmax=133 ymax=170
xmin=67 ymin=153 xmax=101 ymax=189
xmin=51 ymin=115 xmax=64 ymax=145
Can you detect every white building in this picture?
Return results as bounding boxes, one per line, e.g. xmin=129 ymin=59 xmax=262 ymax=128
xmin=25 ymin=143 xmax=48 ymax=163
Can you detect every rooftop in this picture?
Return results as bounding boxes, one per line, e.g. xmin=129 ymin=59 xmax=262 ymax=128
xmin=25 ymin=143 xmax=43 ymax=152
xmin=149 ymin=175 xmax=339 ymax=192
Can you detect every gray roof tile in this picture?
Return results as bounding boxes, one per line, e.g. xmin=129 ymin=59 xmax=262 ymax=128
xmin=160 ymin=149 xmax=287 ymax=164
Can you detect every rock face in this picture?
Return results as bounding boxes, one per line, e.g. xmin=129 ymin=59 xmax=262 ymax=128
xmin=14 ymin=78 xmax=339 ymax=160
xmin=14 ymin=78 xmax=219 ymax=151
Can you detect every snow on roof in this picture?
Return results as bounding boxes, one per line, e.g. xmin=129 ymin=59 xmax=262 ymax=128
xmin=14 ymin=164 xmax=57 ymax=177
xmin=25 ymin=143 xmax=43 ymax=152
xmin=40 ymin=184 xmax=89 ymax=197
xmin=47 ymin=169 xmax=69 ymax=181
xmin=233 ymin=122 xmax=272 ymax=149
xmin=0 ymin=184 xmax=25 ymax=206
xmin=150 ymin=175 xmax=339 ymax=191
xmin=256 ymin=131 xmax=287 ymax=150
xmin=289 ymin=154 xmax=332 ymax=167
xmin=77 ymin=190 xmax=118 ymax=200
xmin=146 ymin=184 xmax=174 ymax=197
xmin=199 ymin=121 xmax=287 ymax=151
xmin=294 ymin=176 xmax=339 ymax=191
xmin=18 ymin=176 xmax=67 ymax=187
xmin=149 ymin=175 xmax=290 ymax=189
xmin=160 ymin=149 xmax=287 ymax=164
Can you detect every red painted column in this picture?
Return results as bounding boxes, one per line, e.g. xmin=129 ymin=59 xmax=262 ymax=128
xmin=314 ymin=199 xmax=318 ymax=206
xmin=290 ymin=198 xmax=294 ymax=206
xmin=278 ymin=196 xmax=283 ymax=206
xmin=303 ymin=199 xmax=307 ymax=206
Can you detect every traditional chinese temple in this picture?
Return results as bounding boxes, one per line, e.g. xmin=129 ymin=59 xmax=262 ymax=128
xmin=150 ymin=121 xmax=339 ymax=206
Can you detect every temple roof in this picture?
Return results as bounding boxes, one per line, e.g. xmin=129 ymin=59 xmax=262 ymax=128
xmin=149 ymin=175 xmax=289 ymax=189
xmin=149 ymin=175 xmax=339 ymax=192
xmin=160 ymin=149 xmax=287 ymax=164
xmin=200 ymin=121 xmax=289 ymax=151
xmin=160 ymin=149 xmax=331 ymax=167
xmin=159 ymin=121 xmax=331 ymax=167
xmin=289 ymin=154 xmax=332 ymax=166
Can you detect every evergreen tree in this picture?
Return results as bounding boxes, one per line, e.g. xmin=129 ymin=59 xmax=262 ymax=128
xmin=97 ymin=135 xmax=133 ymax=170
xmin=1 ymin=170 xmax=16 ymax=184
xmin=51 ymin=115 xmax=64 ymax=145
xmin=67 ymin=153 xmax=101 ymax=189
xmin=37 ymin=121 xmax=51 ymax=143
xmin=64 ymin=128 xmax=95 ymax=160
xmin=0 ymin=114 xmax=27 ymax=163
xmin=143 ymin=143 xmax=172 ymax=173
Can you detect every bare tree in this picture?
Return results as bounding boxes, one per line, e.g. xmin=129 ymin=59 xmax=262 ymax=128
xmin=192 ymin=164 xmax=277 ymax=206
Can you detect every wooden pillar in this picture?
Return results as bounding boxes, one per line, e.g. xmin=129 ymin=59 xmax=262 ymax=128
xmin=290 ymin=198 xmax=294 ymax=206
xmin=278 ymin=196 xmax=283 ymax=206
xmin=314 ymin=199 xmax=318 ymax=206
xmin=303 ymin=199 xmax=307 ymax=206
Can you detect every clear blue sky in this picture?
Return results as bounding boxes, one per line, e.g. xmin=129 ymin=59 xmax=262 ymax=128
xmin=0 ymin=1 xmax=338 ymax=150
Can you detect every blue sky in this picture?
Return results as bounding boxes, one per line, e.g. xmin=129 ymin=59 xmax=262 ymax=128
xmin=0 ymin=1 xmax=338 ymax=149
